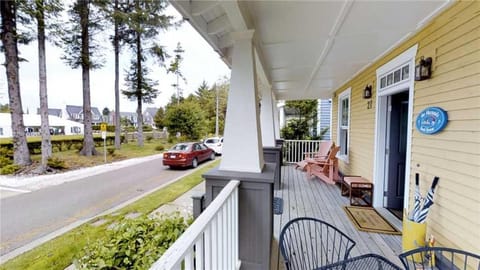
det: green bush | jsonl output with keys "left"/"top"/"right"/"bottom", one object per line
{"left": 0, "top": 147, "right": 13, "bottom": 158}
{"left": 47, "top": 157, "right": 68, "bottom": 170}
{"left": 75, "top": 213, "right": 191, "bottom": 270}
{"left": 107, "top": 147, "right": 115, "bottom": 155}
{"left": 145, "top": 135, "right": 153, "bottom": 142}
{"left": 154, "top": 145, "right": 165, "bottom": 151}
{"left": 1, "top": 164, "right": 20, "bottom": 175}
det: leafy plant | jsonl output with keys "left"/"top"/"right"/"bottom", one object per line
{"left": 107, "top": 147, "right": 116, "bottom": 156}
{"left": 154, "top": 145, "right": 165, "bottom": 151}
{"left": 0, "top": 156, "right": 13, "bottom": 168}
{"left": 145, "top": 135, "right": 153, "bottom": 142}
{"left": 47, "top": 157, "right": 67, "bottom": 169}
{"left": 1, "top": 164, "right": 20, "bottom": 175}
{"left": 75, "top": 213, "right": 191, "bottom": 269}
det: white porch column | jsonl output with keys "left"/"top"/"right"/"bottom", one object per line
{"left": 278, "top": 101, "right": 286, "bottom": 129}
{"left": 272, "top": 95, "right": 280, "bottom": 139}
{"left": 220, "top": 30, "right": 264, "bottom": 173}
{"left": 260, "top": 84, "right": 276, "bottom": 147}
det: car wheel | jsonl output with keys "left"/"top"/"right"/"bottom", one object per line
{"left": 192, "top": 158, "right": 198, "bottom": 168}
{"left": 210, "top": 152, "right": 215, "bottom": 160}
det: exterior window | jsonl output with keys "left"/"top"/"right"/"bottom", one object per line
{"left": 337, "top": 88, "right": 351, "bottom": 161}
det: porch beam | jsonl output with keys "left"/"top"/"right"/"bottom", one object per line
{"left": 190, "top": 1, "right": 219, "bottom": 17}
{"left": 207, "top": 14, "right": 229, "bottom": 35}
{"left": 220, "top": 30, "right": 265, "bottom": 173}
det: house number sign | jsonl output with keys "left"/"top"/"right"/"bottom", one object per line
{"left": 416, "top": 107, "right": 448, "bottom": 134}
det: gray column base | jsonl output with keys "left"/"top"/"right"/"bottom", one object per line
{"left": 263, "top": 146, "right": 282, "bottom": 190}
{"left": 203, "top": 164, "right": 275, "bottom": 270}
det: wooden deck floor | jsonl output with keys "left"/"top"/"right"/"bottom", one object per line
{"left": 271, "top": 165, "right": 403, "bottom": 269}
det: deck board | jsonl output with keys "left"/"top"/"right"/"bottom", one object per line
{"left": 272, "top": 165, "right": 403, "bottom": 269}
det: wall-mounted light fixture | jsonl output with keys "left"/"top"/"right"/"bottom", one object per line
{"left": 363, "top": 85, "right": 372, "bottom": 99}
{"left": 415, "top": 56, "right": 432, "bottom": 81}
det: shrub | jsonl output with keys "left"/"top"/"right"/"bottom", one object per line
{"left": 75, "top": 213, "right": 191, "bottom": 270}
{"left": 154, "top": 145, "right": 165, "bottom": 151}
{"left": 0, "top": 147, "right": 13, "bottom": 158}
{"left": 47, "top": 157, "right": 68, "bottom": 170}
{"left": 145, "top": 135, "right": 153, "bottom": 142}
{"left": 1, "top": 164, "right": 20, "bottom": 175}
{"left": 0, "top": 156, "right": 13, "bottom": 168}
{"left": 107, "top": 147, "right": 115, "bottom": 156}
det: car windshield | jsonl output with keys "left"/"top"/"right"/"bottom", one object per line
{"left": 205, "top": 138, "right": 219, "bottom": 144}
{"left": 171, "top": 144, "right": 190, "bottom": 151}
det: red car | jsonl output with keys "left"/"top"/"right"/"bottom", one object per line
{"left": 163, "top": 142, "right": 215, "bottom": 169}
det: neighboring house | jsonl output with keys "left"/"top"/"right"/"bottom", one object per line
{"left": 143, "top": 107, "right": 158, "bottom": 128}
{"left": 65, "top": 105, "right": 103, "bottom": 125}
{"left": 119, "top": 112, "right": 138, "bottom": 128}
{"left": 0, "top": 113, "right": 83, "bottom": 138}
{"left": 36, "top": 108, "right": 63, "bottom": 118}
{"left": 317, "top": 99, "right": 331, "bottom": 140}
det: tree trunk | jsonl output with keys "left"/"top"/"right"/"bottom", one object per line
{"left": 1, "top": 1, "right": 32, "bottom": 166}
{"left": 37, "top": 0, "right": 52, "bottom": 171}
{"left": 135, "top": 23, "right": 143, "bottom": 147}
{"left": 78, "top": 0, "right": 96, "bottom": 156}
{"left": 113, "top": 0, "right": 121, "bottom": 149}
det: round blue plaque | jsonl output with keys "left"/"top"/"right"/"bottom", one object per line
{"left": 416, "top": 107, "right": 448, "bottom": 134}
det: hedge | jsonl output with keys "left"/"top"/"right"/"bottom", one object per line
{"left": 0, "top": 135, "right": 123, "bottom": 155}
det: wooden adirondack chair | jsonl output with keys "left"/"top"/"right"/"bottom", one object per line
{"left": 295, "top": 141, "right": 333, "bottom": 171}
{"left": 305, "top": 146, "right": 341, "bottom": 185}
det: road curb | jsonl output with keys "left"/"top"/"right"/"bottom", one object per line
{"left": 0, "top": 161, "right": 213, "bottom": 265}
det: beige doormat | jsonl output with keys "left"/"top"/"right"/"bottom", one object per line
{"left": 343, "top": 206, "right": 402, "bottom": 235}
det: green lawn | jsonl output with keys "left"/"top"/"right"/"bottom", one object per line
{"left": 0, "top": 159, "right": 220, "bottom": 270}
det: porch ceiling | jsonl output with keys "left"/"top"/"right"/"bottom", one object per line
{"left": 170, "top": 0, "right": 451, "bottom": 100}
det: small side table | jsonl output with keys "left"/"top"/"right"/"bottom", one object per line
{"left": 341, "top": 176, "right": 374, "bottom": 207}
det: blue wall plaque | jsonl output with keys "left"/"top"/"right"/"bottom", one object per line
{"left": 416, "top": 107, "right": 448, "bottom": 134}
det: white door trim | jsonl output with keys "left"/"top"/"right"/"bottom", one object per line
{"left": 373, "top": 44, "right": 417, "bottom": 209}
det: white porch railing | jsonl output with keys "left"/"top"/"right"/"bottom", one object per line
{"left": 150, "top": 180, "right": 241, "bottom": 270}
{"left": 282, "top": 139, "right": 325, "bottom": 163}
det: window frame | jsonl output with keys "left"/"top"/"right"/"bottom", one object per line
{"left": 337, "top": 88, "right": 351, "bottom": 163}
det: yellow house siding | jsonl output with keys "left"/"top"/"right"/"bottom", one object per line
{"left": 331, "top": 1, "right": 480, "bottom": 253}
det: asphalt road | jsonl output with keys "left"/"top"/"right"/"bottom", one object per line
{"left": 0, "top": 157, "right": 204, "bottom": 256}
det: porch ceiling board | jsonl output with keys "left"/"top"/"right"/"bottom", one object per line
{"left": 170, "top": 0, "right": 450, "bottom": 100}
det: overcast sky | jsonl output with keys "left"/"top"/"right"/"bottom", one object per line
{"left": 0, "top": 5, "right": 230, "bottom": 113}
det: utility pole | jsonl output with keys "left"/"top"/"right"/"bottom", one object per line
{"left": 215, "top": 84, "right": 219, "bottom": 137}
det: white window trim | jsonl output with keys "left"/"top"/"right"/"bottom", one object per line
{"left": 337, "top": 88, "right": 351, "bottom": 163}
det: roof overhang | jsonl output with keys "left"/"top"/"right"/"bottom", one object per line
{"left": 170, "top": 0, "right": 453, "bottom": 100}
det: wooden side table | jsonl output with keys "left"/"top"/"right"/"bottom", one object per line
{"left": 341, "top": 176, "right": 374, "bottom": 207}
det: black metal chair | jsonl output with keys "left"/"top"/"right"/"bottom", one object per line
{"left": 314, "top": 253, "right": 402, "bottom": 270}
{"left": 279, "top": 217, "right": 356, "bottom": 270}
{"left": 399, "top": 246, "right": 480, "bottom": 270}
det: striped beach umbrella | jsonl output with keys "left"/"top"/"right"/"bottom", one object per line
{"left": 408, "top": 173, "right": 422, "bottom": 221}
{"left": 415, "top": 177, "right": 440, "bottom": 223}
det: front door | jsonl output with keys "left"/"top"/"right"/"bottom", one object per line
{"left": 386, "top": 91, "right": 409, "bottom": 210}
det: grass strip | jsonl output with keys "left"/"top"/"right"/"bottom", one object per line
{"left": 0, "top": 159, "right": 220, "bottom": 270}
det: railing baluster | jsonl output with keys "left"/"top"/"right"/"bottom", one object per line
{"left": 282, "top": 140, "right": 325, "bottom": 163}
{"left": 150, "top": 180, "right": 240, "bottom": 270}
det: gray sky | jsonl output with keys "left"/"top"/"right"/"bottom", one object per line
{"left": 0, "top": 5, "right": 230, "bottom": 113}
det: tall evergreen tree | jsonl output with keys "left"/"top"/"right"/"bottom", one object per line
{"left": 0, "top": 1, "right": 32, "bottom": 166}
{"left": 19, "top": 0, "right": 63, "bottom": 172}
{"left": 167, "top": 42, "right": 186, "bottom": 103}
{"left": 122, "top": 0, "right": 177, "bottom": 147}
{"left": 60, "top": 0, "right": 105, "bottom": 156}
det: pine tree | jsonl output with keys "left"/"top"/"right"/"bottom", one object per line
{"left": 167, "top": 42, "right": 186, "bottom": 104}
{"left": 19, "top": 0, "right": 63, "bottom": 171}
{"left": 122, "top": 0, "right": 177, "bottom": 147}
{"left": 0, "top": 0, "right": 32, "bottom": 166}
{"left": 60, "top": 0, "right": 106, "bottom": 156}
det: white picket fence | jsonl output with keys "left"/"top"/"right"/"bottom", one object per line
{"left": 150, "top": 180, "right": 241, "bottom": 270}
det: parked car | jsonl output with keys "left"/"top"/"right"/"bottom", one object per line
{"left": 163, "top": 142, "right": 215, "bottom": 169}
{"left": 204, "top": 137, "right": 223, "bottom": 155}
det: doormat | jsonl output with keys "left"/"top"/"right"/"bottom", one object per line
{"left": 343, "top": 206, "right": 402, "bottom": 235}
